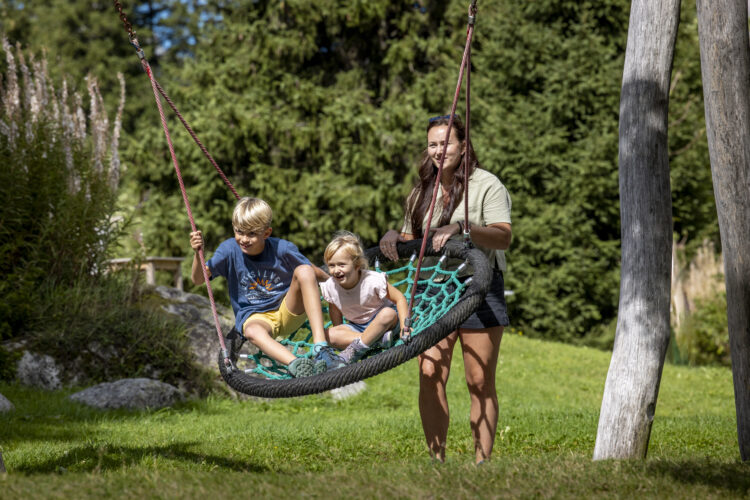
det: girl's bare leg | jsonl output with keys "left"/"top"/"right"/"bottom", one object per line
{"left": 359, "top": 307, "right": 398, "bottom": 346}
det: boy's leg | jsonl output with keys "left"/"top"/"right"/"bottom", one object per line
{"left": 243, "top": 320, "right": 296, "bottom": 365}
{"left": 285, "top": 265, "right": 327, "bottom": 344}
{"left": 359, "top": 307, "right": 398, "bottom": 347}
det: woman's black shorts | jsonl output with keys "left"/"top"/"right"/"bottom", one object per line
{"left": 417, "top": 269, "right": 509, "bottom": 329}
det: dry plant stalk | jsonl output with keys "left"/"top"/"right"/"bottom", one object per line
{"left": 671, "top": 238, "right": 725, "bottom": 332}
{"left": 0, "top": 36, "right": 125, "bottom": 192}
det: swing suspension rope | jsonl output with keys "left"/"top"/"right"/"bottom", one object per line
{"left": 112, "top": 0, "right": 483, "bottom": 392}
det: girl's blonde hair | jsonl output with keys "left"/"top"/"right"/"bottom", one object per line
{"left": 232, "top": 197, "right": 272, "bottom": 232}
{"left": 324, "top": 231, "right": 368, "bottom": 270}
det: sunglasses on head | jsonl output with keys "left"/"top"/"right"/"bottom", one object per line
{"left": 428, "top": 114, "right": 457, "bottom": 123}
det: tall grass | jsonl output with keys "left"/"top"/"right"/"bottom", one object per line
{"left": 671, "top": 239, "right": 729, "bottom": 366}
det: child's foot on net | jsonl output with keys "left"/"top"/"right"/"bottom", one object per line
{"left": 288, "top": 357, "right": 316, "bottom": 378}
{"left": 339, "top": 338, "right": 370, "bottom": 364}
{"left": 313, "top": 359, "right": 327, "bottom": 375}
{"left": 378, "top": 329, "right": 398, "bottom": 349}
{"left": 314, "top": 345, "right": 346, "bottom": 370}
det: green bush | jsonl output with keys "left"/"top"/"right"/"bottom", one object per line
{"left": 675, "top": 292, "right": 730, "bottom": 367}
{"left": 27, "top": 273, "right": 215, "bottom": 394}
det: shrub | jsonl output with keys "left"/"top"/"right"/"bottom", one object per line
{"left": 675, "top": 292, "right": 730, "bottom": 367}
{"left": 0, "top": 37, "right": 124, "bottom": 340}
{"left": 26, "top": 273, "right": 215, "bottom": 394}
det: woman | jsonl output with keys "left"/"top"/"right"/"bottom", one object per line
{"left": 379, "top": 115, "right": 512, "bottom": 464}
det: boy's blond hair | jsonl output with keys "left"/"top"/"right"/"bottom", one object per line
{"left": 324, "top": 231, "right": 368, "bottom": 271}
{"left": 232, "top": 197, "right": 272, "bottom": 232}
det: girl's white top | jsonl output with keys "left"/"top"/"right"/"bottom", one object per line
{"left": 320, "top": 270, "right": 394, "bottom": 324}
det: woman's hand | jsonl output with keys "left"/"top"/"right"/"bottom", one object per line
{"left": 379, "top": 230, "right": 402, "bottom": 261}
{"left": 431, "top": 222, "right": 460, "bottom": 252}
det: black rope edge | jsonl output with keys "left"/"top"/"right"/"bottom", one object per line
{"left": 217, "top": 238, "right": 491, "bottom": 398}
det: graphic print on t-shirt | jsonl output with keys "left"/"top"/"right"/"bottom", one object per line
{"left": 239, "top": 268, "right": 282, "bottom": 302}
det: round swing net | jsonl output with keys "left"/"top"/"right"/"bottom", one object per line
{"left": 218, "top": 238, "right": 491, "bottom": 398}
{"left": 233, "top": 248, "right": 475, "bottom": 380}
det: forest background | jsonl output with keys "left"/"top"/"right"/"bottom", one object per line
{"left": 0, "top": 0, "right": 719, "bottom": 352}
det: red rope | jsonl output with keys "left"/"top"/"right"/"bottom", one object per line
{"left": 152, "top": 79, "right": 241, "bottom": 201}
{"left": 406, "top": 3, "right": 478, "bottom": 319}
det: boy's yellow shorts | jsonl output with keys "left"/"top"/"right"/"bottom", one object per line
{"left": 243, "top": 298, "right": 308, "bottom": 338}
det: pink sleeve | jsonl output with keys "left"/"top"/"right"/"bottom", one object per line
{"left": 320, "top": 278, "right": 335, "bottom": 304}
{"left": 375, "top": 272, "right": 389, "bottom": 301}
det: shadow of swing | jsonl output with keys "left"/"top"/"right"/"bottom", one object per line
{"left": 14, "top": 441, "right": 270, "bottom": 474}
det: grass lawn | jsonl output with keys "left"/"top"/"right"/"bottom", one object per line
{"left": 1, "top": 333, "right": 746, "bottom": 499}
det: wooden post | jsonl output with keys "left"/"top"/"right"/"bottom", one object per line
{"left": 697, "top": 0, "right": 750, "bottom": 461}
{"left": 0, "top": 450, "right": 6, "bottom": 474}
{"left": 594, "top": 0, "right": 681, "bottom": 460}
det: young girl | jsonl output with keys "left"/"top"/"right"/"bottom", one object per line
{"left": 321, "top": 231, "right": 411, "bottom": 364}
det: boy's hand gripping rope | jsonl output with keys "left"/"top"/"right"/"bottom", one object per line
{"left": 113, "top": 0, "right": 238, "bottom": 370}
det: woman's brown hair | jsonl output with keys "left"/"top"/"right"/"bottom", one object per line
{"left": 406, "top": 116, "right": 479, "bottom": 237}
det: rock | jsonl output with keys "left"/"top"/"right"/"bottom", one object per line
{"left": 69, "top": 378, "right": 183, "bottom": 410}
{"left": 0, "top": 393, "right": 14, "bottom": 412}
{"left": 152, "top": 286, "right": 234, "bottom": 372}
{"left": 16, "top": 351, "right": 62, "bottom": 390}
{"left": 330, "top": 381, "right": 368, "bottom": 401}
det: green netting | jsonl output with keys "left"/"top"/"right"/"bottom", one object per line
{"left": 236, "top": 255, "right": 470, "bottom": 380}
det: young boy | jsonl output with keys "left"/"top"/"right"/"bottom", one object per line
{"left": 190, "top": 197, "right": 346, "bottom": 377}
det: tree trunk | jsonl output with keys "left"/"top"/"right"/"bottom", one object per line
{"left": 697, "top": 0, "right": 750, "bottom": 461}
{"left": 593, "top": 0, "right": 681, "bottom": 460}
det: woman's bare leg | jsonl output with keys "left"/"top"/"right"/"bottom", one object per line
{"left": 418, "top": 331, "right": 458, "bottom": 462}
{"left": 458, "top": 326, "right": 504, "bottom": 463}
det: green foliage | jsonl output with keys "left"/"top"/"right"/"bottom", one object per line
{"left": 5, "top": 0, "right": 717, "bottom": 343}
{"left": 0, "top": 344, "right": 20, "bottom": 381}
{"left": 676, "top": 292, "right": 730, "bottom": 367}
{"left": 26, "top": 274, "right": 214, "bottom": 393}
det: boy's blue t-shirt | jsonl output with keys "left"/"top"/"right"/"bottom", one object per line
{"left": 206, "top": 236, "right": 311, "bottom": 332}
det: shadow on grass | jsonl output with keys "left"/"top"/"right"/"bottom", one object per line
{"left": 14, "top": 441, "right": 270, "bottom": 474}
{"left": 648, "top": 459, "right": 750, "bottom": 495}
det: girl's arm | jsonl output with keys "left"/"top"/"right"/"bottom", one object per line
{"left": 386, "top": 283, "right": 412, "bottom": 339}
{"left": 328, "top": 302, "right": 344, "bottom": 326}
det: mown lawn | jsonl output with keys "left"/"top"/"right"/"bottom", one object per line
{"left": 1, "top": 334, "right": 746, "bottom": 499}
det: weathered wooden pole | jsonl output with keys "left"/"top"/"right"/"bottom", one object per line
{"left": 696, "top": 0, "right": 750, "bottom": 461}
{"left": 593, "top": 0, "right": 681, "bottom": 460}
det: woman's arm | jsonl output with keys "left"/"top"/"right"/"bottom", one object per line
{"left": 431, "top": 221, "right": 511, "bottom": 252}
{"left": 379, "top": 230, "right": 415, "bottom": 261}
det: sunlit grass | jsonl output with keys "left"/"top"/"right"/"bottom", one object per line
{"left": 1, "top": 334, "right": 745, "bottom": 499}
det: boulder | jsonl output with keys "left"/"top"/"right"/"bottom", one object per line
{"left": 0, "top": 393, "right": 14, "bottom": 412}
{"left": 69, "top": 378, "right": 183, "bottom": 410}
{"left": 16, "top": 351, "right": 62, "bottom": 390}
{"left": 151, "top": 286, "right": 234, "bottom": 372}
